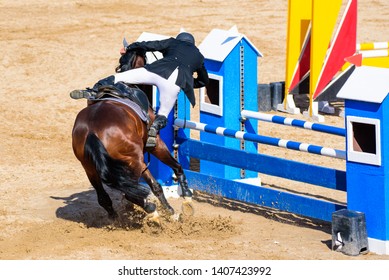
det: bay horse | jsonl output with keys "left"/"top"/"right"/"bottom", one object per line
{"left": 71, "top": 44, "right": 192, "bottom": 221}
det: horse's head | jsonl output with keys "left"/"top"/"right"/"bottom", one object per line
{"left": 115, "top": 38, "right": 147, "bottom": 73}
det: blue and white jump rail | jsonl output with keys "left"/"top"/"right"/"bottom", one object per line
{"left": 240, "top": 110, "right": 346, "bottom": 137}
{"left": 174, "top": 119, "right": 346, "bottom": 159}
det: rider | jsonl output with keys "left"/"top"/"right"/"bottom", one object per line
{"left": 70, "top": 32, "right": 209, "bottom": 148}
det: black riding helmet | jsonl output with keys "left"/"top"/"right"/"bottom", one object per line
{"left": 176, "top": 32, "right": 195, "bottom": 45}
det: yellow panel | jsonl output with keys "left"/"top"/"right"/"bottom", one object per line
{"left": 340, "top": 54, "right": 389, "bottom": 69}
{"left": 362, "top": 56, "right": 389, "bottom": 68}
{"left": 342, "top": 62, "right": 351, "bottom": 70}
{"left": 359, "top": 42, "right": 375, "bottom": 51}
{"left": 284, "top": 0, "right": 312, "bottom": 100}
{"left": 310, "top": 0, "right": 342, "bottom": 110}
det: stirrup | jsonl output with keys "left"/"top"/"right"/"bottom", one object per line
{"left": 70, "top": 89, "right": 92, "bottom": 99}
{"left": 145, "top": 136, "right": 157, "bottom": 148}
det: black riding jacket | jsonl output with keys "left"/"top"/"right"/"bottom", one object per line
{"left": 128, "top": 37, "right": 209, "bottom": 107}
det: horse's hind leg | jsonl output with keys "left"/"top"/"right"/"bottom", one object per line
{"left": 116, "top": 183, "right": 157, "bottom": 214}
{"left": 87, "top": 174, "right": 117, "bottom": 220}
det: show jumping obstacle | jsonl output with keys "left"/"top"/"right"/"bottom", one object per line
{"left": 145, "top": 24, "right": 389, "bottom": 255}
{"left": 170, "top": 65, "right": 389, "bottom": 255}
{"left": 165, "top": 27, "right": 348, "bottom": 224}
{"left": 172, "top": 115, "right": 347, "bottom": 223}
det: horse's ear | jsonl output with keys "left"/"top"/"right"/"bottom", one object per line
{"left": 120, "top": 38, "right": 129, "bottom": 54}
{"left": 123, "top": 38, "right": 129, "bottom": 48}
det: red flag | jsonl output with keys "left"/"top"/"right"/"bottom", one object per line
{"left": 345, "top": 53, "right": 362, "bottom": 66}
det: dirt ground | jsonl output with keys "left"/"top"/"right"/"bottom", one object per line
{"left": 1, "top": 0, "right": 389, "bottom": 260}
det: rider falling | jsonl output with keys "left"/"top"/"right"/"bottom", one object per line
{"left": 70, "top": 32, "right": 209, "bottom": 148}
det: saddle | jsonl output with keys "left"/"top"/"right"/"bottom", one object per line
{"left": 92, "top": 82, "right": 151, "bottom": 123}
{"left": 96, "top": 82, "right": 150, "bottom": 112}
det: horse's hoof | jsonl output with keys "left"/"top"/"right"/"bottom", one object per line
{"left": 170, "top": 213, "right": 181, "bottom": 222}
{"left": 181, "top": 198, "right": 195, "bottom": 216}
{"left": 166, "top": 206, "right": 175, "bottom": 216}
{"left": 183, "top": 189, "right": 193, "bottom": 198}
{"left": 146, "top": 210, "right": 161, "bottom": 225}
{"left": 144, "top": 202, "right": 157, "bottom": 213}
{"left": 108, "top": 211, "right": 119, "bottom": 220}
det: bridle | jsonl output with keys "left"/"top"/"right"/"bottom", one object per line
{"left": 115, "top": 49, "right": 146, "bottom": 73}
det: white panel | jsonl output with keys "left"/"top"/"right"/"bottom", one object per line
{"left": 199, "top": 29, "right": 242, "bottom": 62}
{"left": 200, "top": 74, "right": 223, "bottom": 116}
{"left": 199, "top": 27, "right": 262, "bottom": 62}
{"left": 337, "top": 66, "right": 389, "bottom": 103}
{"left": 346, "top": 116, "right": 381, "bottom": 166}
{"left": 368, "top": 237, "right": 389, "bottom": 255}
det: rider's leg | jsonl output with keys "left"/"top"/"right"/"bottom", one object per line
{"left": 70, "top": 75, "right": 115, "bottom": 99}
{"left": 145, "top": 69, "right": 180, "bottom": 148}
{"left": 70, "top": 67, "right": 154, "bottom": 99}
{"left": 116, "top": 67, "right": 181, "bottom": 148}
{"left": 115, "top": 67, "right": 152, "bottom": 84}
{"left": 145, "top": 114, "right": 168, "bottom": 148}
{"left": 145, "top": 89, "right": 179, "bottom": 148}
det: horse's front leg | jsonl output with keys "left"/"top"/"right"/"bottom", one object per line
{"left": 141, "top": 168, "right": 174, "bottom": 215}
{"left": 148, "top": 140, "right": 195, "bottom": 217}
{"left": 150, "top": 139, "right": 192, "bottom": 199}
{"left": 176, "top": 173, "right": 192, "bottom": 198}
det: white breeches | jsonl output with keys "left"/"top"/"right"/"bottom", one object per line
{"left": 114, "top": 67, "right": 180, "bottom": 117}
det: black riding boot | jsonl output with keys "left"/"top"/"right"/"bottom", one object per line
{"left": 146, "top": 115, "right": 167, "bottom": 148}
{"left": 70, "top": 75, "right": 115, "bottom": 99}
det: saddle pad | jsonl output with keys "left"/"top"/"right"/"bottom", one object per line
{"left": 93, "top": 97, "right": 149, "bottom": 123}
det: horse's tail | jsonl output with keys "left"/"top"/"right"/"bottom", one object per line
{"left": 83, "top": 133, "right": 135, "bottom": 188}
{"left": 83, "top": 133, "right": 152, "bottom": 206}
